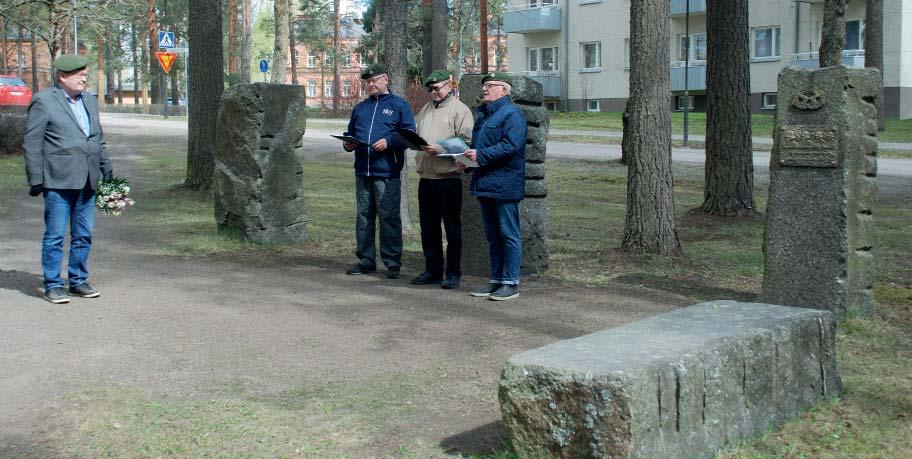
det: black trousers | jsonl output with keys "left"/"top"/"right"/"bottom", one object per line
{"left": 418, "top": 177, "right": 463, "bottom": 277}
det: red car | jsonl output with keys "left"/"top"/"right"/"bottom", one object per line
{"left": 0, "top": 75, "right": 33, "bottom": 106}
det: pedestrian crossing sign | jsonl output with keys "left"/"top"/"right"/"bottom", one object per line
{"left": 158, "top": 31, "right": 175, "bottom": 49}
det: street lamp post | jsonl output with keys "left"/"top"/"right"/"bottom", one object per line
{"left": 683, "top": 0, "right": 690, "bottom": 147}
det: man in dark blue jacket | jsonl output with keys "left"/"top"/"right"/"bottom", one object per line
{"left": 340, "top": 64, "right": 416, "bottom": 279}
{"left": 462, "top": 72, "right": 527, "bottom": 301}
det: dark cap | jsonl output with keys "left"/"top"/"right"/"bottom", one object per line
{"left": 53, "top": 54, "right": 89, "bottom": 72}
{"left": 360, "top": 63, "right": 387, "bottom": 80}
{"left": 481, "top": 71, "right": 512, "bottom": 86}
{"left": 423, "top": 69, "right": 451, "bottom": 87}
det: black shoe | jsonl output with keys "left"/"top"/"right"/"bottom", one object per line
{"left": 44, "top": 287, "right": 70, "bottom": 304}
{"left": 346, "top": 264, "right": 376, "bottom": 275}
{"left": 441, "top": 275, "right": 461, "bottom": 289}
{"left": 386, "top": 268, "right": 401, "bottom": 279}
{"left": 410, "top": 271, "right": 442, "bottom": 285}
{"left": 489, "top": 284, "right": 519, "bottom": 301}
{"left": 470, "top": 283, "right": 501, "bottom": 297}
{"left": 69, "top": 283, "right": 101, "bottom": 298}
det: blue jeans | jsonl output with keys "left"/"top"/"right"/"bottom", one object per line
{"left": 42, "top": 186, "right": 95, "bottom": 290}
{"left": 478, "top": 197, "right": 521, "bottom": 285}
{"left": 355, "top": 175, "right": 402, "bottom": 270}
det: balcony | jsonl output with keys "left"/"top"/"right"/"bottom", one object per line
{"left": 503, "top": 4, "right": 561, "bottom": 34}
{"left": 670, "top": 60, "right": 706, "bottom": 92}
{"left": 670, "top": 0, "right": 706, "bottom": 17}
{"left": 520, "top": 71, "right": 562, "bottom": 98}
{"left": 789, "top": 49, "right": 866, "bottom": 69}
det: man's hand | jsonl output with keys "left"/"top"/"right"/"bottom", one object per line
{"left": 420, "top": 144, "right": 441, "bottom": 155}
{"left": 29, "top": 184, "right": 43, "bottom": 197}
{"left": 343, "top": 141, "right": 356, "bottom": 152}
{"left": 103, "top": 170, "right": 113, "bottom": 181}
{"left": 372, "top": 138, "right": 388, "bottom": 151}
{"left": 464, "top": 149, "right": 478, "bottom": 161}
{"left": 455, "top": 162, "right": 468, "bottom": 171}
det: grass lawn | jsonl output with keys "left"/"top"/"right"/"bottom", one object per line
{"left": 0, "top": 147, "right": 909, "bottom": 457}
{"left": 550, "top": 111, "right": 912, "bottom": 143}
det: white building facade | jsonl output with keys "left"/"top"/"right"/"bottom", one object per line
{"left": 504, "top": 0, "right": 912, "bottom": 119}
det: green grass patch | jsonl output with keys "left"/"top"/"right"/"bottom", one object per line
{"left": 0, "top": 154, "right": 26, "bottom": 217}
{"left": 549, "top": 111, "right": 778, "bottom": 139}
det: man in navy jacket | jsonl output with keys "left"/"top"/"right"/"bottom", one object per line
{"left": 462, "top": 72, "right": 527, "bottom": 301}
{"left": 340, "top": 64, "right": 416, "bottom": 279}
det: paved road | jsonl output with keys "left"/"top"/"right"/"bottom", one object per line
{"left": 101, "top": 113, "right": 912, "bottom": 179}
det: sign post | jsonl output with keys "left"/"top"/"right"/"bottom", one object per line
{"left": 259, "top": 59, "right": 269, "bottom": 82}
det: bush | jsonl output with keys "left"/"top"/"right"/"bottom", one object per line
{"left": 0, "top": 112, "right": 27, "bottom": 155}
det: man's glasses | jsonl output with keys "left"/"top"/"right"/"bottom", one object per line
{"left": 427, "top": 83, "right": 449, "bottom": 93}
{"left": 482, "top": 83, "right": 506, "bottom": 90}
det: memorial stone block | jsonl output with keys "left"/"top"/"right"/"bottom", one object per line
{"left": 760, "top": 66, "right": 880, "bottom": 317}
{"left": 458, "top": 74, "right": 550, "bottom": 276}
{"left": 214, "top": 83, "right": 308, "bottom": 244}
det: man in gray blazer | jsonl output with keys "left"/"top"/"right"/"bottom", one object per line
{"left": 24, "top": 54, "right": 113, "bottom": 304}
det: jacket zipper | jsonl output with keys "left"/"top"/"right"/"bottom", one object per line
{"left": 367, "top": 96, "right": 380, "bottom": 177}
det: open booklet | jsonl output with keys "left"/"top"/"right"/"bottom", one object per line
{"left": 434, "top": 137, "right": 478, "bottom": 167}
{"left": 330, "top": 134, "right": 370, "bottom": 147}
{"left": 392, "top": 128, "right": 430, "bottom": 150}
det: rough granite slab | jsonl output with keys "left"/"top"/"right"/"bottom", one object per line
{"left": 499, "top": 300, "right": 841, "bottom": 458}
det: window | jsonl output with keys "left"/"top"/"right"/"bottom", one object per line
{"left": 844, "top": 20, "right": 863, "bottom": 50}
{"left": 751, "top": 27, "right": 781, "bottom": 60}
{"left": 580, "top": 42, "right": 601, "bottom": 70}
{"left": 546, "top": 101, "right": 558, "bottom": 111}
{"left": 675, "top": 95, "right": 694, "bottom": 111}
{"left": 587, "top": 100, "right": 600, "bottom": 112}
{"left": 324, "top": 53, "right": 333, "bottom": 67}
{"left": 527, "top": 0, "right": 556, "bottom": 7}
{"left": 342, "top": 52, "right": 352, "bottom": 67}
{"left": 678, "top": 33, "right": 707, "bottom": 61}
{"left": 762, "top": 93, "right": 778, "bottom": 110}
{"left": 342, "top": 81, "right": 351, "bottom": 97}
{"left": 306, "top": 80, "right": 317, "bottom": 97}
{"left": 307, "top": 51, "right": 317, "bottom": 68}
{"left": 527, "top": 46, "right": 559, "bottom": 72}
{"left": 324, "top": 81, "right": 333, "bottom": 97}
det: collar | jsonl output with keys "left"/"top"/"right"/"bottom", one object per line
{"left": 370, "top": 91, "right": 391, "bottom": 101}
{"left": 432, "top": 94, "right": 450, "bottom": 108}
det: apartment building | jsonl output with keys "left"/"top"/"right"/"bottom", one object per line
{"left": 505, "top": 0, "right": 912, "bottom": 119}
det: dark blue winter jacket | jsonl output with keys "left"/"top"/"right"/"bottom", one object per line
{"left": 344, "top": 92, "right": 416, "bottom": 178}
{"left": 469, "top": 95, "right": 527, "bottom": 201}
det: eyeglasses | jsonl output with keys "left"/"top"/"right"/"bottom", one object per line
{"left": 366, "top": 75, "right": 387, "bottom": 84}
{"left": 427, "top": 82, "right": 449, "bottom": 93}
{"left": 482, "top": 83, "right": 506, "bottom": 90}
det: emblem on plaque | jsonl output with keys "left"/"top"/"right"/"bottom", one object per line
{"left": 778, "top": 126, "right": 839, "bottom": 167}
{"left": 791, "top": 90, "right": 825, "bottom": 110}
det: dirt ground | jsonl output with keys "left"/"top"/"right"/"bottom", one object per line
{"left": 0, "top": 120, "right": 695, "bottom": 457}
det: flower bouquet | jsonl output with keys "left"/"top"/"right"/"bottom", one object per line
{"left": 96, "top": 176, "right": 135, "bottom": 216}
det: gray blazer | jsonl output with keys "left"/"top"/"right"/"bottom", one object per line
{"left": 24, "top": 86, "right": 112, "bottom": 190}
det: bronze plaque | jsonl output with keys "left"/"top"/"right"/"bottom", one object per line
{"left": 778, "top": 126, "right": 839, "bottom": 167}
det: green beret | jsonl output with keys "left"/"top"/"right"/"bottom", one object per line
{"left": 423, "top": 69, "right": 451, "bottom": 87}
{"left": 53, "top": 54, "right": 89, "bottom": 72}
{"left": 481, "top": 71, "right": 512, "bottom": 85}
{"left": 360, "top": 63, "right": 387, "bottom": 80}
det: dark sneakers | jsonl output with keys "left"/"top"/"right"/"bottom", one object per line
{"left": 410, "top": 271, "right": 443, "bottom": 285}
{"left": 69, "top": 283, "right": 101, "bottom": 298}
{"left": 386, "top": 268, "right": 401, "bottom": 279}
{"left": 346, "top": 264, "right": 376, "bottom": 275}
{"left": 470, "top": 283, "right": 501, "bottom": 297}
{"left": 489, "top": 284, "right": 519, "bottom": 301}
{"left": 441, "top": 275, "right": 461, "bottom": 289}
{"left": 44, "top": 287, "right": 70, "bottom": 304}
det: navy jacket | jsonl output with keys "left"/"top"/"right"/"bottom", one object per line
{"left": 469, "top": 95, "right": 527, "bottom": 201}
{"left": 344, "top": 92, "right": 416, "bottom": 178}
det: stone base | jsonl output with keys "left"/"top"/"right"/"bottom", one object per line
{"left": 500, "top": 301, "right": 841, "bottom": 458}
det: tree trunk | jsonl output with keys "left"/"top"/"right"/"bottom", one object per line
{"left": 148, "top": 0, "right": 161, "bottom": 103}
{"left": 865, "top": 0, "right": 884, "bottom": 130}
{"left": 332, "top": 0, "right": 340, "bottom": 114}
{"left": 16, "top": 6, "right": 23, "bottom": 77}
{"left": 140, "top": 31, "right": 148, "bottom": 105}
{"left": 1, "top": 17, "right": 8, "bottom": 75}
{"left": 381, "top": 0, "right": 412, "bottom": 230}
{"left": 97, "top": 31, "right": 105, "bottom": 107}
{"left": 240, "top": 0, "right": 251, "bottom": 83}
{"left": 272, "top": 0, "right": 289, "bottom": 83}
{"left": 819, "top": 0, "right": 846, "bottom": 67}
{"left": 702, "top": 0, "right": 754, "bottom": 215}
{"left": 432, "top": 0, "right": 448, "bottom": 71}
{"left": 228, "top": 0, "right": 238, "bottom": 80}
{"left": 422, "top": 0, "right": 432, "bottom": 78}
{"left": 131, "top": 23, "right": 141, "bottom": 104}
{"left": 186, "top": 0, "right": 223, "bottom": 190}
{"left": 622, "top": 0, "right": 681, "bottom": 255}
{"left": 29, "top": 18, "right": 37, "bottom": 89}
{"left": 289, "top": 13, "right": 298, "bottom": 85}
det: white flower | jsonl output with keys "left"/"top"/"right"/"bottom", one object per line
{"left": 107, "top": 202, "right": 116, "bottom": 208}
{"left": 123, "top": 187, "right": 130, "bottom": 193}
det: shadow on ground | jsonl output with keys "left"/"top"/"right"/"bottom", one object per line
{"left": 614, "top": 272, "right": 756, "bottom": 302}
{"left": 0, "top": 269, "right": 43, "bottom": 298}
{"left": 440, "top": 421, "right": 510, "bottom": 456}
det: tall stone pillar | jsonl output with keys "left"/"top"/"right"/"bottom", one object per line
{"left": 760, "top": 66, "right": 880, "bottom": 317}
{"left": 458, "top": 75, "right": 550, "bottom": 277}
{"left": 214, "top": 83, "right": 308, "bottom": 244}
